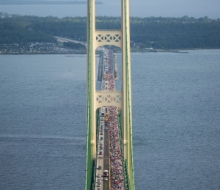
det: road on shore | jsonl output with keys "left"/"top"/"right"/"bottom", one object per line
{"left": 54, "top": 36, "right": 86, "bottom": 46}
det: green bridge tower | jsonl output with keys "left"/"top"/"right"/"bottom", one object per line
{"left": 85, "top": 0, "right": 135, "bottom": 189}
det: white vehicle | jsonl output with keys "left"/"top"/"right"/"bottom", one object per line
{"left": 103, "top": 170, "right": 108, "bottom": 177}
{"left": 97, "top": 183, "right": 101, "bottom": 187}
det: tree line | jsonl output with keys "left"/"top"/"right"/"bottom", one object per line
{"left": 0, "top": 15, "right": 220, "bottom": 49}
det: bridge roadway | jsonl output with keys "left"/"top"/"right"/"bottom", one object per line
{"left": 95, "top": 49, "right": 125, "bottom": 190}
{"left": 95, "top": 113, "right": 110, "bottom": 190}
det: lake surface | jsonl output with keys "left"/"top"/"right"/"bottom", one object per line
{"left": 0, "top": 50, "right": 220, "bottom": 189}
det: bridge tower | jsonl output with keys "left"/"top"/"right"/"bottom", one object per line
{"left": 85, "top": 0, "right": 135, "bottom": 189}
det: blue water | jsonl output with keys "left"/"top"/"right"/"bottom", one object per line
{"left": 0, "top": 50, "right": 220, "bottom": 189}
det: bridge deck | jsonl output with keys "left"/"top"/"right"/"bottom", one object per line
{"left": 95, "top": 49, "right": 125, "bottom": 190}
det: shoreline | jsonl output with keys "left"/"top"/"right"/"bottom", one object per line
{"left": 1, "top": 48, "right": 220, "bottom": 55}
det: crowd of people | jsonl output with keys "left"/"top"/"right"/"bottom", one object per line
{"left": 109, "top": 106, "right": 124, "bottom": 190}
{"left": 102, "top": 49, "right": 125, "bottom": 190}
{"left": 101, "top": 50, "right": 116, "bottom": 91}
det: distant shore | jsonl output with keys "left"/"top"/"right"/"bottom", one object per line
{"left": 1, "top": 47, "right": 220, "bottom": 55}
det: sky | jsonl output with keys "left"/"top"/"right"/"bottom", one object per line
{"left": 0, "top": 0, "right": 220, "bottom": 18}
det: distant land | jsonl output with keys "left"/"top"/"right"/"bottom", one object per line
{"left": 0, "top": 0, "right": 103, "bottom": 5}
{"left": 0, "top": 13, "right": 220, "bottom": 54}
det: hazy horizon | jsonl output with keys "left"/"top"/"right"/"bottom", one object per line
{"left": 0, "top": 0, "right": 220, "bottom": 19}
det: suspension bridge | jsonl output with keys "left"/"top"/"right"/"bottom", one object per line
{"left": 85, "top": 0, "right": 135, "bottom": 189}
